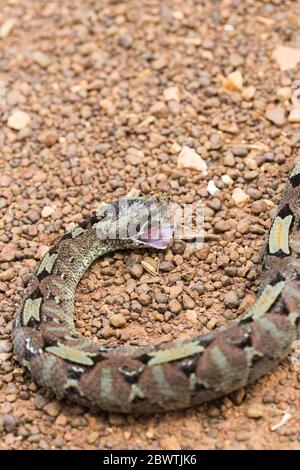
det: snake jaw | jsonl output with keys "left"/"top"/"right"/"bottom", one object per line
{"left": 134, "top": 222, "right": 175, "bottom": 249}
{"left": 95, "top": 194, "right": 175, "bottom": 249}
{"left": 128, "top": 194, "right": 175, "bottom": 249}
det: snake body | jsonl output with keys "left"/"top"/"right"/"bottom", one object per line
{"left": 13, "top": 167, "right": 300, "bottom": 414}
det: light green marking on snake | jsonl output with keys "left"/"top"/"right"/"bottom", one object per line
{"left": 23, "top": 297, "right": 42, "bottom": 325}
{"left": 100, "top": 367, "right": 113, "bottom": 398}
{"left": 152, "top": 365, "right": 177, "bottom": 399}
{"left": 46, "top": 343, "right": 97, "bottom": 365}
{"left": 257, "top": 317, "right": 296, "bottom": 354}
{"left": 42, "top": 355, "right": 57, "bottom": 387}
{"left": 64, "top": 378, "right": 83, "bottom": 396}
{"left": 288, "top": 311, "right": 300, "bottom": 325}
{"left": 210, "top": 347, "right": 230, "bottom": 371}
{"left": 36, "top": 252, "right": 58, "bottom": 276}
{"left": 210, "top": 347, "right": 247, "bottom": 389}
{"left": 243, "top": 282, "right": 285, "bottom": 320}
{"left": 244, "top": 346, "right": 264, "bottom": 367}
{"left": 269, "top": 215, "right": 293, "bottom": 254}
{"left": 284, "top": 284, "right": 300, "bottom": 302}
{"left": 129, "top": 384, "right": 145, "bottom": 402}
{"left": 71, "top": 227, "right": 85, "bottom": 238}
{"left": 147, "top": 342, "right": 204, "bottom": 366}
{"left": 189, "top": 373, "right": 209, "bottom": 391}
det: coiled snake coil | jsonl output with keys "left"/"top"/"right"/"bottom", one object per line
{"left": 13, "top": 168, "right": 300, "bottom": 413}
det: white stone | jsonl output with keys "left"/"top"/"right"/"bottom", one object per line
{"left": 288, "top": 107, "right": 300, "bottom": 123}
{"left": 185, "top": 310, "right": 198, "bottom": 324}
{"left": 163, "top": 86, "right": 180, "bottom": 101}
{"left": 0, "top": 19, "right": 16, "bottom": 38}
{"left": 232, "top": 187, "right": 250, "bottom": 206}
{"left": 223, "top": 70, "right": 243, "bottom": 91}
{"left": 7, "top": 110, "right": 31, "bottom": 130}
{"left": 207, "top": 180, "right": 219, "bottom": 195}
{"left": 32, "top": 50, "right": 51, "bottom": 68}
{"left": 42, "top": 206, "right": 56, "bottom": 218}
{"left": 177, "top": 146, "right": 207, "bottom": 174}
{"left": 273, "top": 46, "right": 300, "bottom": 71}
{"left": 277, "top": 87, "right": 292, "bottom": 100}
{"left": 221, "top": 174, "right": 233, "bottom": 185}
{"left": 241, "top": 85, "right": 256, "bottom": 100}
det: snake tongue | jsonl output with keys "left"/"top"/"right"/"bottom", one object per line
{"left": 135, "top": 223, "right": 175, "bottom": 249}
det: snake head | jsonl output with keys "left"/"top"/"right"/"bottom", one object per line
{"left": 95, "top": 193, "right": 175, "bottom": 249}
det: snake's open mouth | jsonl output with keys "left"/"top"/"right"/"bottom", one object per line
{"left": 135, "top": 222, "right": 175, "bottom": 249}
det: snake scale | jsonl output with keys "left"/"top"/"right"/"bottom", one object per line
{"left": 12, "top": 163, "right": 300, "bottom": 414}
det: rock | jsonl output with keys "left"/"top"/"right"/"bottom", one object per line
{"left": 27, "top": 209, "right": 40, "bottom": 223}
{"left": 38, "top": 130, "right": 58, "bottom": 147}
{"left": 207, "top": 180, "right": 219, "bottom": 195}
{"left": 229, "top": 53, "right": 244, "bottom": 67}
{"left": 208, "top": 406, "right": 221, "bottom": 418}
{"left": 150, "top": 101, "right": 168, "bottom": 117}
{"left": 230, "top": 387, "right": 246, "bottom": 405}
{"left": 0, "top": 19, "right": 16, "bottom": 38}
{"left": 182, "top": 293, "right": 195, "bottom": 310}
{"left": 8, "top": 110, "right": 31, "bottom": 130}
{"left": 159, "top": 261, "right": 174, "bottom": 272}
{"left": 177, "top": 146, "right": 208, "bottom": 174}
{"left": 288, "top": 108, "right": 300, "bottom": 123}
{"left": 223, "top": 153, "right": 235, "bottom": 166}
{"left": 43, "top": 401, "right": 62, "bottom": 417}
{"left": 101, "top": 325, "right": 113, "bottom": 338}
{"left": 0, "top": 340, "right": 13, "bottom": 353}
{"left": 192, "top": 282, "right": 205, "bottom": 294}
{"left": 118, "top": 34, "right": 133, "bottom": 49}
{"left": 0, "top": 243, "right": 17, "bottom": 261}
{"left": 251, "top": 200, "right": 268, "bottom": 215}
{"left": 160, "top": 436, "right": 181, "bottom": 450}
{"left": 237, "top": 220, "right": 250, "bottom": 234}
{"left": 185, "top": 309, "right": 198, "bottom": 324}
{"left": 277, "top": 87, "right": 292, "bottom": 100}
{"left": 163, "top": 86, "right": 180, "bottom": 101}
{"left": 0, "top": 268, "right": 15, "bottom": 281}
{"left": 246, "top": 403, "right": 264, "bottom": 419}
{"left": 109, "top": 313, "right": 126, "bottom": 328}
{"left": 223, "top": 70, "right": 243, "bottom": 91}
{"left": 273, "top": 45, "right": 300, "bottom": 71}
{"left": 169, "top": 298, "right": 182, "bottom": 314}
{"left": 169, "top": 284, "right": 183, "bottom": 299}
{"left": 224, "top": 291, "right": 239, "bottom": 309}
{"left": 221, "top": 174, "right": 233, "bottom": 185}
{"left": 241, "top": 85, "right": 256, "bottom": 101}
{"left": 232, "top": 145, "right": 248, "bottom": 157}
{"left": 232, "top": 188, "right": 250, "bottom": 207}
{"left": 129, "top": 263, "right": 143, "bottom": 279}
{"left": 209, "top": 198, "right": 221, "bottom": 211}
{"left": 31, "top": 50, "right": 51, "bottom": 68}
{"left": 125, "top": 148, "right": 144, "bottom": 166}
{"left": 41, "top": 206, "right": 56, "bottom": 218}
{"left": 86, "top": 431, "right": 100, "bottom": 445}
{"left": 97, "top": 143, "right": 109, "bottom": 155}
{"left": 0, "top": 175, "right": 12, "bottom": 187}
{"left": 214, "top": 220, "right": 231, "bottom": 233}
{"left": 217, "top": 254, "right": 230, "bottom": 267}
{"left": 266, "top": 107, "right": 286, "bottom": 127}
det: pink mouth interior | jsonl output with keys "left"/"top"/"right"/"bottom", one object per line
{"left": 136, "top": 223, "right": 175, "bottom": 249}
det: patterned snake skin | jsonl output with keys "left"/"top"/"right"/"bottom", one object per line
{"left": 12, "top": 166, "right": 300, "bottom": 414}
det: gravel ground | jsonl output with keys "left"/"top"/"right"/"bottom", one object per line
{"left": 1, "top": 0, "right": 300, "bottom": 450}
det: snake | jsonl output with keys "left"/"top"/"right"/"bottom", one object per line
{"left": 12, "top": 164, "right": 300, "bottom": 414}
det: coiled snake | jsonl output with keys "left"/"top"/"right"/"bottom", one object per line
{"left": 13, "top": 166, "right": 300, "bottom": 414}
